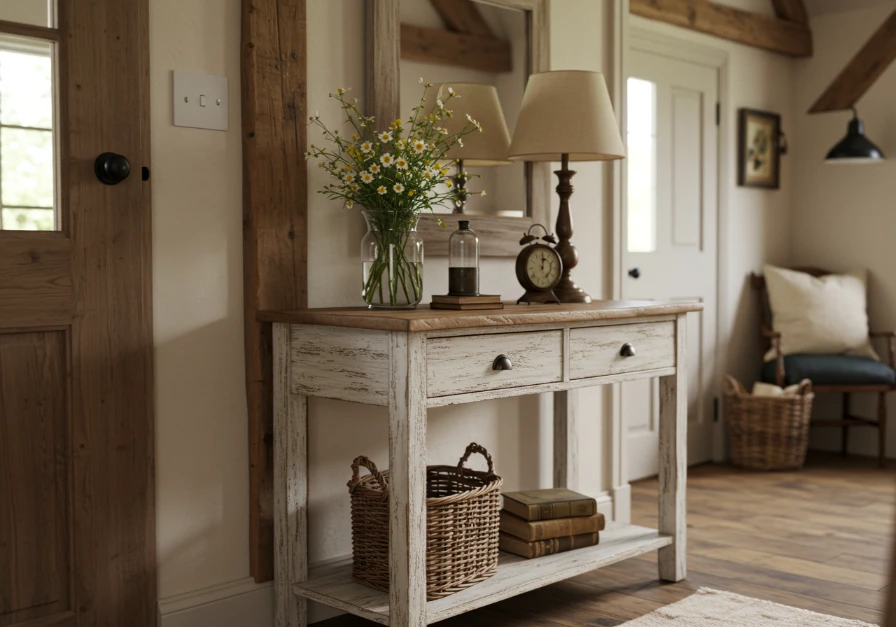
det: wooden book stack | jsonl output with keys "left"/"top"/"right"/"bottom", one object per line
{"left": 430, "top": 294, "right": 504, "bottom": 311}
{"left": 498, "top": 488, "right": 605, "bottom": 559}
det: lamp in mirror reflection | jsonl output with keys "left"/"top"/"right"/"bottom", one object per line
{"left": 825, "top": 108, "right": 885, "bottom": 164}
{"left": 427, "top": 83, "right": 512, "bottom": 214}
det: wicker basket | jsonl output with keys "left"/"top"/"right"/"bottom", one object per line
{"left": 725, "top": 375, "right": 814, "bottom": 471}
{"left": 347, "top": 442, "right": 503, "bottom": 600}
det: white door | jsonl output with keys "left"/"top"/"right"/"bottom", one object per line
{"left": 623, "top": 48, "right": 718, "bottom": 481}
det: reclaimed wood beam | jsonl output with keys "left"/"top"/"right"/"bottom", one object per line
{"left": 430, "top": 0, "right": 495, "bottom": 37}
{"left": 241, "top": 0, "right": 309, "bottom": 583}
{"left": 401, "top": 23, "right": 512, "bottom": 73}
{"left": 630, "top": 0, "right": 812, "bottom": 58}
{"left": 770, "top": 0, "right": 808, "bottom": 25}
{"left": 808, "top": 8, "right": 896, "bottom": 113}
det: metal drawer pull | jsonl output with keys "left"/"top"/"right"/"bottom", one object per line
{"left": 620, "top": 343, "right": 636, "bottom": 357}
{"left": 492, "top": 354, "right": 513, "bottom": 371}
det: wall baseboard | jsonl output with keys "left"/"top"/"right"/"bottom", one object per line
{"left": 158, "top": 493, "right": 617, "bottom": 626}
{"left": 158, "top": 578, "right": 273, "bottom": 627}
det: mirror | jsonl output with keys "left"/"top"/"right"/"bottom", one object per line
{"left": 368, "top": 0, "right": 549, "bottom": 256}
{"left": 399, "top": 0, "right": 527, "bottom": 218}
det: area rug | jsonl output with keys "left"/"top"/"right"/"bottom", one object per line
{"left": 620, "top": 588, "right": 878, "bottom": 626}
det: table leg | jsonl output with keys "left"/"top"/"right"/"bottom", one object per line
{"left": 658, "top": 315, "right": 687, "bottom": 582}
{"left": 274, "top": 324, "right": 308, "bottom": 627}
{"left": 553, "top": 389, "right": 579, "bottom": 490}
{"left": 388, "top": 332, "right": 428, "bottom": 627}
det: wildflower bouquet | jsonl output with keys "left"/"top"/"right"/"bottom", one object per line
{"left": 306, "top": 81, "right": 483, "bottom": 307}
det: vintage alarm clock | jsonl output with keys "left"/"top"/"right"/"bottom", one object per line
{"left": 515, "top": 224, "right": 563, "bottom": 305}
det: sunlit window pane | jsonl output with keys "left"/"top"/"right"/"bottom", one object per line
{"left": 0, "top": 48, "right": 53, "bottom": 129}
{"left": 2, "top": 128, "right": 54, "bottom": 207}
{"left": 2, "top": 208, "right": 53, "bottom": 230}
{"left": 626, "top": 77, "right": 657, "bottom": 254}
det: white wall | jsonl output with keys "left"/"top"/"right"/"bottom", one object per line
{"left": 152, "top": 0, "right": 248, "bottom": 600}
{"left": 791, "top": 2, "right": 896, "bottom": 455}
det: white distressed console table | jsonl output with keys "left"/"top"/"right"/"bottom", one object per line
{"left": 260, "top": 301, "right": 701, "bottom": 627}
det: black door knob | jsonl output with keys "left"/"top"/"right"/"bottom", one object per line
{"left": 628, "top": 267, "right": 641, "bottom": 279}
{"left": 95, "top": 152, "right": 131, "bottom": 185}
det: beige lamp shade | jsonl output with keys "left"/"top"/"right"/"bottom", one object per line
{"left": 508, "top": 70, "right": 625, "bottom": 162}
{"left": 428, "top": 83, "right": 512, "bottom": 166}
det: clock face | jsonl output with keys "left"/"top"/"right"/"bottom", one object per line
{"left": 526, "top": 247, "right": 561, "bottom": 289}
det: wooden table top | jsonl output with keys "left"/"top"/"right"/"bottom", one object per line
{"left": 259, "top": 300, "right": 703, "bottom": 333}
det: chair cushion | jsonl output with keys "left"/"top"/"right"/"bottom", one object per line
{"left": 762, "top": 354, "right": 896, "bottom": 387}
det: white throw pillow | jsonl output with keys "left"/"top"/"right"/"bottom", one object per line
{"left": 763, "top": 264, "right": 877, "bottom": 362}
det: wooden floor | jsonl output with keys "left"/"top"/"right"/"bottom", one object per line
{"left": 320, "top": 453, "right": 895, "bottom": 626}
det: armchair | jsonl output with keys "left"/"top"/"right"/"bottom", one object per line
{"left": 751, "top": 268, "right": 896, "bottom": 467}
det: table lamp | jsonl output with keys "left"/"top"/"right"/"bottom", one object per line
{"left": 508, "top": 70, "right": 625, "bottom": 303}
{"left": 430, "top": 83, "right": 512, "bottom": 214}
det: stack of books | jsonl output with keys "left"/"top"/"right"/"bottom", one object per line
{"left": 498, "top": 488, "right": 605, "bottom": 559}
{"left": 430, "top": 294, "right": 503, "bottom": 311}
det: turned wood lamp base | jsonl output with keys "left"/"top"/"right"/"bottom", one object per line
{"left": 553, "top": 153, "right": 592, "bottom": 303}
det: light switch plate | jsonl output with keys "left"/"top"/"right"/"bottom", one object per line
{"left": 173, "top": 70, "right": 228, "bottom": 131}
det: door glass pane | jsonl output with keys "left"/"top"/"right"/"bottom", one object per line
{"left": 0, "top": 0, "right": 55, "bottom": 28}
{"left": 626, "top": 77, "right": 657, "bottom": 254}
{"left": 0, "top": 37, "right": 57, "bottom": 230}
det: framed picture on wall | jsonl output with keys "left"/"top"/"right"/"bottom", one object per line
{"left": 738, "top": 108, "right": 782, "bottom": 189}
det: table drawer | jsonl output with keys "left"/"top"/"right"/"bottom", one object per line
{"left": 427, "top": 330, "right": 563, "bottom": 397}
{"left": 570, "top": 321, "right": 675, "bottom": 379}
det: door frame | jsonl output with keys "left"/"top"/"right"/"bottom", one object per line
{"left": 608, "top": 11, "right": 730, "bottom": 522}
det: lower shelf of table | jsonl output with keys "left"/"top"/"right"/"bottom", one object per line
{"left": 293, "top": 523, "right": 673, "bottom": 625}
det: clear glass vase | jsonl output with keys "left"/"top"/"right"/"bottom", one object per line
{"left": 361, "top": 210, "right": 424, "bottom": 309}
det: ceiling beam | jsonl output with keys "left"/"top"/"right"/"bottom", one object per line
{"left": 429, "top": 0, "right": 495, "bottom": 37}
{"left": 630, "top": 0, "right": 813, "bottom": 58}
{"left": 401, "top": 23, "right": 512, "bottom": 73}
{"left": 770, "top": 0, "right": 808, "bottom": 25}
{"left": 809, "top": 8, "right": 896, "bottom": 113}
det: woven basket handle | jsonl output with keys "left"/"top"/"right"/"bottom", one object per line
{"left": 457, "top": 442, "right": 496, "bottom": 475}
{"left": 725, "top": 375, "right": 746, "bottom": 396}
{"left": 795, "top": 378, "right": 813, "bottom": 395}
{"left": 348, "top": 456, "right": 389, "bottom": 494}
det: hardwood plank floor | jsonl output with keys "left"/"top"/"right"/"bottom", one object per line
{"left": 318, "top": 453, "right": 894, "bottom": 626}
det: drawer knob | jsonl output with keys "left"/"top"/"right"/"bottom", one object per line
{"left": 492, "top": 354, "right": 513, "bottom": 371}
{"left": 620, "top": 343, "right": 636, "bottom": 357}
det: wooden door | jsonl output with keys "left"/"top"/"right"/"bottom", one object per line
{"left": 0, "top": 1, "right": 154, "bottom": 626}
{"left": 622, "top": 48, "right": 718, "bottom": 481}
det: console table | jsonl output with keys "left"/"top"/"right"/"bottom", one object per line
{"left": 260, "top": 301, "right": 701, "bottom": 627}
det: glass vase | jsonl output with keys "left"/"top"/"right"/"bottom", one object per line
{"left": 361, "top": 210, "right": 424, "bottom": 309}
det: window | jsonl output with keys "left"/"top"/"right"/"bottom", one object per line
{"left": 0, "top": 37, "right": 56, "bottom": 231}
{"left": 626, "top": 77, "right": 657, "bottom": 254}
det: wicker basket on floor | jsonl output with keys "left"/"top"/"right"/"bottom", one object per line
{"left": 347, "top": 442, "right": 503, "bottom": 600}
{"left": 725, "top": 375, "right": 814, "bottom": 471}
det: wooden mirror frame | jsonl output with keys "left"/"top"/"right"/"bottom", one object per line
{"left": 366, "top": 0, "right": 551, "bottom": 257}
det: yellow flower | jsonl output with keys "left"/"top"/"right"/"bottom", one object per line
{"left": 377, "top": 185, "right": 387, "bottom": 195}
{"left": 408, "top": 190, "right": 415, "bottom": 197}
{"left": 351, "top": 133, "right": 359, "bottom": 141}
{"left": 445, "top": 180, "right": 453, "bottom": 188}
{"left": 345, "top": 200, "right": 354, "bottom": 208}
{"left": 351, "top": 184, "right": 360, "bottom": 192}
{"left": 394, "top": 118, "right": 403, "bottom": 126}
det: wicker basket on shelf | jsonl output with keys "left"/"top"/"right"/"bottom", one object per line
{"left": 347, "top": 442, "right": 503, "bottom": 600}
{"left": 725, "top": 375, "right": 814, "bottom": 471}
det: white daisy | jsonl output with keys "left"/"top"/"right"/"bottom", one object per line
{"left": 377, "top": 185, "right": 387, "bottom": 195}
{"left": 380, "top": 153, "right": 394, "bottom": 167}
{"left": 378, "top": 131, "right": 393, "bottom": 143}
{"left": 413, "top": 140, "right": 426, "bottom": 154}
{"left": 395, "top": 157, "right": 409, "bottom": 170}
{"left": 360, "top": 172, "right": 374, "bottom": 183}
{"left": 351, "top": 184, "right": 360, "bottom": 192}
{"left": 336, "top": 87, "right": 349, "bottom": 95}
{"left": 360, "top": 141, "right": 373, "bottom": 153}
{"left": 343, "top": 173, "right": 356, "bottom": 183}
{"left": 345, "top": 200, "right": 354, "bottom": 208}
{"left": 369, "top": 163, "right": 381, "bottom": 174}
{"left": 447, "top": 87, "right": 455, "bottom": 95}
{"left": 393, "top": 183, "right": 405, "bottom": 193}
{"left": 436, "top": 98, "right": 444, "bottom": 108}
